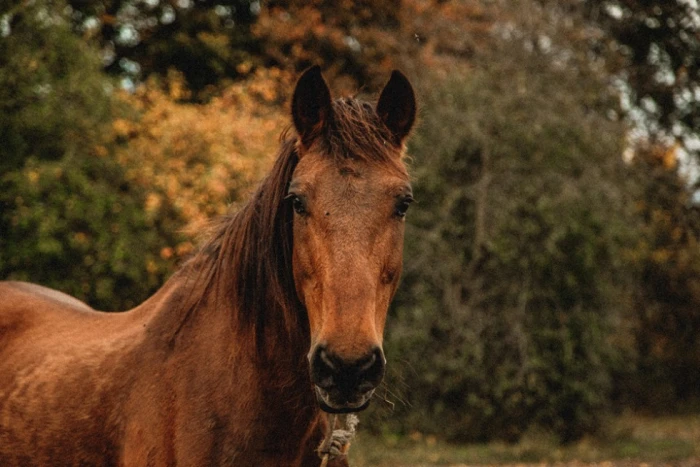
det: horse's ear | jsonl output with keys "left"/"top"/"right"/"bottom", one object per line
{"left": 292, "top": 65, "right": 332, "bottom": 149}
{"left": 376, "top": 70, "right": 416, "bottom": 147}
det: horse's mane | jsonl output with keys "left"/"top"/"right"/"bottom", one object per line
{"left": 173, "top": 97, "right": 406, "bottom": 348}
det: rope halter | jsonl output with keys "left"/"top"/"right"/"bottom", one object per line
{"left": 318, "top": 414, "right": 359, "bottom": 466}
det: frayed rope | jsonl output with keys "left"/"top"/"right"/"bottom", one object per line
{"left": 318, "top": 414, "right": 359, "bottom": 466}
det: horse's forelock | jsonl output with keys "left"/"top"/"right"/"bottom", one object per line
{"left": 326, "top": 98, "right": 407, "bottom": 170}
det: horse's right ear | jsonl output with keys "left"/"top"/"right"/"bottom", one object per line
{"left": 292, "top": 66, "right": 332, "bottom": 149}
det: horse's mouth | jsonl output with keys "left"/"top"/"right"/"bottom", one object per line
{"left": 315, "top": 386, "right": 374, "bottom": 413}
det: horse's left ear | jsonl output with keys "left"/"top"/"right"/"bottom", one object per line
{"left": 376, "top": 70, "right": 416, "bottom": 147}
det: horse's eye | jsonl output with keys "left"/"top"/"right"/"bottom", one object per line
{"left": 293, "top": 197, "right": 306, "bottom": 215}
{"left": 395, "top": 195, "right": 414, "bottom": 218}
{"left": 287, "top": 194, "right": 307, "bottom": 216}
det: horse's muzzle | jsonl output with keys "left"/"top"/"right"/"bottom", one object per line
{"left": 309, "top": 345, "right": 385, "bottom": 413}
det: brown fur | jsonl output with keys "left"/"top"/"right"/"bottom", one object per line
{"left": 0, "top": 68, "right": 415, "bottom": 466}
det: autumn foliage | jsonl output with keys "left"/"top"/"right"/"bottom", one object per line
{"left": 112, "top": 70, "right": 290, "bottom": 236}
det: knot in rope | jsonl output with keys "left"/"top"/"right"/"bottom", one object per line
{"left": 318, "top": 414, "right": 359, "bottom": 466}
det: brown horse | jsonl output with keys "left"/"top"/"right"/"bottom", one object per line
{"left": 0, "top": 66, "right": 416, "bottom": 466}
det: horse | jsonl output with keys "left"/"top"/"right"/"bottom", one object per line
{"left": 0, "top": 66, "right": 416, "bottom": 466}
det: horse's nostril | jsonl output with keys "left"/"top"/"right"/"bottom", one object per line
{"left": 356, "top": 347, "right": 385, "bottom": 385}
{"left": 358, "top": 352, "right": 376, "bottom": 372}
{"left": 319, "top": 348, "right": 337, "bottom": 371}
{"left": 310, "top": 345, "right": 337, "bottom": 389}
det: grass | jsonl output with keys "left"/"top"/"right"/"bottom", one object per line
{"left": 348, "top": 413, "right": 700, "bottom": 466}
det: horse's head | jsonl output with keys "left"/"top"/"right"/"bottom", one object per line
{"left": 288, "top": 67, "right": 416, "bottom": 413}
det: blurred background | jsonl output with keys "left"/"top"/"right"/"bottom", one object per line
{"left": 1, "top": 0, "right": 700, "bottom": 464}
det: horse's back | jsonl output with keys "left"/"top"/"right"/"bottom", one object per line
{"left": 0, "top": 281, "right": 92, "bottom": 351}
{"left": 1, "top": 280, "right": 94, "bottom": 312}
{"left": 0, "top": 281, "right": 106, "bottom": 354}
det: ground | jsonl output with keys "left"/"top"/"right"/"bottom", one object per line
{"left": 349, "top": 413, "right": 700, "bottom": 467}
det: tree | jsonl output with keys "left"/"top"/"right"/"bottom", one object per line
{"left": 582, "top": 0, "right": 700, "bottom": 158}
{"left": 621, "top": 143, "right": 700, "bottom": 409}
{"left": 0, "top": 0, "right": 184, "bottom": 310}
{"left": 110, "top": 70, "right": 288, "bottom": 232}
{"left": 0, "top": 0, "right": 113, "bottom": 172}
{"left": 65, "top": 0, "right": 262, "bottom": 98}
{"left": 0, "top": 155, "right": 184, "bottom": 311}
{"left": 372, "top": 27, "right": 634, "bottom": 442}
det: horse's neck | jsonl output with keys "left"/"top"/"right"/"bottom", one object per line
{"left": 139, "top": 268, "right": 318, "bottom": 420}
{"left": 120, "top": 274, "right": 321, "bottom": 463}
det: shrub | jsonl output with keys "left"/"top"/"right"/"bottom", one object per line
{"left": 0, "top": 0, "right": 113, "bottom": 172}
{"left": 371, "top": 50, "right": 635, "bottom": 442}
{"left": 0, "top": 154, "right": 184, "bottom": 310}
{"left": 0, "top": 0, "right": 185, "bottom": 310}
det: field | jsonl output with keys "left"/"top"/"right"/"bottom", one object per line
{"left": 349, "top": 413, "right": 700, "bottom": 466}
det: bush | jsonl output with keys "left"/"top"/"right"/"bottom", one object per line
{"left": 371, "top": 49, "right": 635, "bottom": 442}
{"left": 0, "top": 0, "right": 184, "bottom": 310}
{"left": 0, "top": 154, "right": 184, "bottom": 311}
{"left": 0, "top": 0, "right": 114, "bottom": 172}
{"left": 111, "top": 71, "right": 288, "bottom": 233}
{"left": 0, "top": 0, "right": 287, "bottom": 310}
{"left": 618, "top": 144, "right": 700, "bottom": 411}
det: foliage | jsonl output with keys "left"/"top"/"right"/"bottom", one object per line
{"left": 582, "top": 0, "right": 700, "bottom": 158}
{"left": 0, "top": 7, "right": 289, "bottom": 309}
{"left": 61, "top": 0, "right": 498, "bottom": 99}
{"left": 0, "top": 0, "right": 184, "bottom": 310}
{"left": 66, "top": 0, "right": 262, "bottom": 97}
{"left": 620, "top": 144, "right": 700, "bottom": 409}
{"left": 374, "top": 41, "right": 633, "bottom": 442}
{"left": 253, "top": 0, "right": 404, "bottom": 92}
{"left": 111, "top": 70, "right": 288, "bottom": 234}
{"left": 0, "top": 0, "right": 114, "bottom": 172}
{"left": 0, "top": 154, "right": 184, "bottom": 311}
